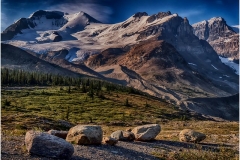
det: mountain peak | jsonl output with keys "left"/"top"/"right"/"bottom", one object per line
{"left": 29, "top": 10, "right": 64, "bottom": 19}
{"left": 80, "top": 12, "right": 102, "bottom": 23}
{"left": 133, "top": 12, "right": 148, "bottom": 18}
{"left": 146, "top": 11, "right": 172, "bottom": 23}
{"left": 208, "top": 17, "right": 226, "bottom": 25}
{"left": 193, "top": 17, "right": 238, "bottom": 61}
{"left": 209, "top": 17, "right": 223, "bottom": 21}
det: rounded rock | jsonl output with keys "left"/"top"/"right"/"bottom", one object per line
{"left": 25, "top": 130, "right": 74, "bottom": 159}
{"left": 132, "top": 124, "right": 161, "bottom": 141}
{"left": 66, "top": 125, "right": 103, "bottom": 145}
{"left": 179, "top": 129, "right": 206, "bottom": 143}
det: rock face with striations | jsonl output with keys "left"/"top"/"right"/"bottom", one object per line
{"left": 25, "top": 130, "right": 74, "bottom": 159}
{"left": 192, "top": 17, "right": 239, "bottom": 61}
{"left": 147, "top": 11, "right": 172, "bottom": 23}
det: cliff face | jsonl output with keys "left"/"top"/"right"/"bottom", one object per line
{"left": 192, "top": 17, "right": 239, "bottom": 61}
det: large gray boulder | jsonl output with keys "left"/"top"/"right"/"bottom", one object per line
{"left": 66, "top": 125, "right": 102, "bottom": 145}
{"left": 110, "top": 130, "right": 135, "bottom": 141}
{"left": 25, "top": 130, "right": 74, "bottom": 159}
{"left": 132, "top": 124, "right": 161, "bottom": 141}
{"left": 179, "top": 129, "right": 206, "bottom": 143}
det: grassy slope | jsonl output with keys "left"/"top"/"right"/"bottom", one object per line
{"left": 1, "top": 86, "right": 183, "bottom": 130}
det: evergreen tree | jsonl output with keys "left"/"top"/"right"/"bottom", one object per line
{"left": 66, "top": 106, "right": 70, "bottom": 121}
{"left": 68, "top": 85, "right": 71, "bottom": 94}
{"left": 124, "top": 98, "right": 130, "bottom": 107}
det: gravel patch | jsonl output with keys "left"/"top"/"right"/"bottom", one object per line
{"left": 1, "top": 134, "right": 237, "bottom": 160}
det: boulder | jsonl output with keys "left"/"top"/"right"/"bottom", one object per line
{"left": 123, "top": 131, "right": 135, "bottom": 141}
{"left": 25, "top": 130, "right": 74, "bottom": 159}
{"left": 179, "top": 129, "right": 206, "bottom": 143}
{"left": 132, "top": 124, "right": 161, "bottom": 141}
{"left": 103, "top": 137, "right": 118, "bottom": 146}
{"left": 66, "top": 125, "right": 102, "bottom": 145}
{"left": 110, "top": 130, "right": 135, "bottom": 141}
{"left": 110, "top": 130, "right": 124, "bottom": 140}
{"left": 48, "top": 130, "right": 68, "bottom": 139}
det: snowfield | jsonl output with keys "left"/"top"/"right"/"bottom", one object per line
{"left": 219, "top": 56, "right": 239, "bottom": 75}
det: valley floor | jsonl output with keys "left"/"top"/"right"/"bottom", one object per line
{"left": 1, "top": 121, "right": 239, "bottom": 160}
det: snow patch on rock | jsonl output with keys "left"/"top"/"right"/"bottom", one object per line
{"left": 211, "top": 65, "right": 218, "bottom": 70}
{"left": 219, "top": 56, "right": 239, "bottom": 75}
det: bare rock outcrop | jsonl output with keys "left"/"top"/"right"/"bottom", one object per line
{"left": 147, "top": 11, "right": 171, "bottom": 23}
{"left": 192, "top": 17, "right": 239, "bottom": 61}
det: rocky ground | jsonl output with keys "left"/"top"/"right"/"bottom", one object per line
{"left": 1, "top": 134, "right": 238, "bottom": 160}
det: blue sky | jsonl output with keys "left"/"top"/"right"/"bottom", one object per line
{"left": 1, "top": 0, "right": 239, "bottom": 31}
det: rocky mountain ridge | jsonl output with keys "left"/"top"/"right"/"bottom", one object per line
{"left": 192, "top": 17, "right": 239, "bottom": 61}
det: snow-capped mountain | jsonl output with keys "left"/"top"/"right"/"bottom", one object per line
{"left": 1, "top": 10, "right": 101, "bottom": 42}
{"left": 1, "top": 10, "right": 239, "bottom": 120}
{"left": 192, "top": 17, "right": 239, "bottom": 62}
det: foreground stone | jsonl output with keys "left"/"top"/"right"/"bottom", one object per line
{"left": 103, "top": 137, "right": 118, "bottom": 146}
{"left": 123, "top": 131, "right": 135, "bottom": 141}
{"left": 110, "top": 130, "right": 123, "bottom": 140}
{"left": 66, "top": 125, "right": 102, "bottom": 145}
{"left": 132, "top": 124, "right": 161, "bottom": 141}
{"left": 48, "top": 130, "right": 68, "bottom": 139}
{"left": 25, "top": 130, "right": 74, "bottom": 159}
{"left": 179, "top": 129, "right": 206, "bottom": 143}
{"left": 110, "top": 130, "right": 135, "bottom": 141}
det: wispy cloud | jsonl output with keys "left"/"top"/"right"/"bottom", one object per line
{"left": 178, "top": 9, "right": 204, "bottom": 18}
{"left": 47, "top": 2, "right": 112, "bottom": 23}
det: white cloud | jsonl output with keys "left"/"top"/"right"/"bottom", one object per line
{"left": 47, "top": 2, "right": 112, "bottom": 23}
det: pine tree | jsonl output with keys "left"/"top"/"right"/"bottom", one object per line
{"left": 124, "top": 98, "right": 130, "bottom": 107}
{"left": 66, "top": 106, "right": 70, "bottom": 121}
{"left": 81, "top": 84, "right": 87, "bottom": 93}
{"left": 68, "top": 85, "right": 71, "bottom": 94}
{"left": 88, "top": 88, "right": 94, "bottom": 100}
